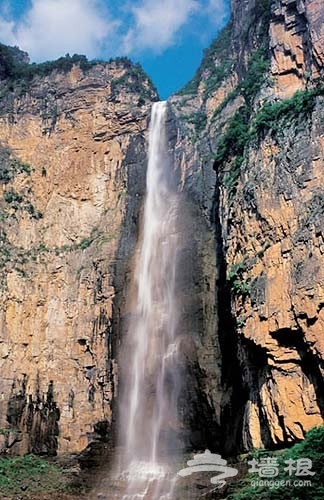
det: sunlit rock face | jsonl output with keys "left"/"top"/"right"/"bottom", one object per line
{"left": 170, "top": 0, "right": 324, "bottom": 452}
{"left": 0, "top": 0, "right": 323, "bottom": 463}
{"left": 230, "top": 0, "right": 324, "bottom": 97}
{"left": 0, "top": 58, "right": 157, "bottom": 455}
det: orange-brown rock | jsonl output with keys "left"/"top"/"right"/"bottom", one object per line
{"left": 0, "top": 0, "right": 323, "bottom": 460}
{"left": 224, "top": 100, "right": 324, "bottom": 447}
{"left": 0, "top": 59, "right": 157, "bottom": 455}
{"left": 171, "top": 0, "right": 323, "bottom": 452}
{"left": 270, "top": 0, "right": 324, "bottom": 97}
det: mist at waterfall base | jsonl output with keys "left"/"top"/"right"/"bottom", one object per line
{"left": 116, "top": 101, "right": 186, "bottom": 499}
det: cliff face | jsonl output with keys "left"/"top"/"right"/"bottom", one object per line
{"left": 0, "top": 0, "right": 323, "bottom": 460}
{"left": 170, "top": 0, "right": 323, "bottom": 451}
{"left": 230, "top": 0, "right": 323, "bottom": 95}
{"left": 0, "top": 56, "right": 157, "bottom": 455}
{"left": 222, "top": 93, "right": 324, "bottom": 450}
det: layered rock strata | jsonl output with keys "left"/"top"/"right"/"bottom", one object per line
{"left": 0, "top": 58, "right": 157, "bottom": 454}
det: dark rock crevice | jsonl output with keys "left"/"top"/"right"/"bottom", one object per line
{"left": 6, "top": 376, "right": 60, "bottom": 456}
{"left": 212, "top": 164, "right": 247, "bottom": 455}
{"left": 270, "top": 327, "right": 324, "bottom": 419}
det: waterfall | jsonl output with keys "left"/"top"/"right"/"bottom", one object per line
{"left": 117, "top": 100, "right": 181, "bottom": 498}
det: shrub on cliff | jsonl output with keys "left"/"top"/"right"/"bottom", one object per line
{"left": 0, "top": 43, "right": 29, "bottom": 80}
{"left": 10, "top": 53, "right": 98, "bottom": 82}
{"left": 214, "top": 106, "right": 250, "bottom": 168}
{"left": 253, "top": 86, "right": 324, "bottom": 137}
{"left": 0, "top": 45, "right": 102, "bottom": 91}
{"left": 0, "top": 454, "right": 85, "bottom": 496}
{"left": 110, "top": 62, "right": 158, "bottom": 102}
{"left": 241, "top": 48, "right": 269, "bottom": 104}
{"left": 177, "top": 22, "right": 233, "bottom": 96}
{"left": 0, "top": 146, "right": 32, "bottom": 183}
{"left": 228, "top": 426, "right": 324, "bottom": 500}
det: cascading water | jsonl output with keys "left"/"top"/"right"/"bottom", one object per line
{"left": 117, "top": 100, "right": 182, "bottom": 499}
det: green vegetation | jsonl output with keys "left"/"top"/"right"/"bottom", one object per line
{"left": 49, "top": 228, "right": 107, "bottom": 257}
{"left": 212, "top": 45, "right": 271, "bottom": 193}
{"left": 214, "top": 85, "right": 323, "bottom": 198}
{"left": 177, "top": 0, "right": 272, "bottom": 99}
{"left": 0, "top": 43, "right": 98, "bottom": 82}
{"left": 0, "top": 44, "right": 28, "bottom": 79}
{"left": 0, "top": 227, "right": 105, "bottom": 290}
{"left": 177, "top": 22, "right": 233, "bottom": 96}
{"left": 110, "top": 62, "right": 158, "bottom": 102}
{"left": 214, "top": 106, "right": 250, "bottom": 168}
{"left": 0, "top": 147, "right": 32, "bottom": 184}
{"left": 236, "top": 316, "right": 247, "bottom": 328}
{"left": 254, "top": 0, "right": 276, "bottom": 26}
{"left": 214, "top": 106, "right": 250, "bottom": 196}
{"left": 0, "top": 149, "right": 40, "bottom": 220}
{"left": 222, "top": 156, "right": 244, "bottom": 197}
{"left": 0, "top": 229, "right": 30, "bottom": 275}
{"left": 0, "top": 454, "right": 84, "bottom": 496}
{"left": 204, "top": 59, "right": 232, "bottom": 97}
{"left": 211, "top": 87, "right": 240, "bottom": 122}
{"left": 3, "top": 188, "right": 42, "bottom": 219}
{"left": 252, "top": 86, "right": 324, "bottom": 137}
{"left": 231, "top": 278, "right": 251, "bottom": 298}
{"left": 241, "top": 48, "right": 269, "bottom": 104}
{"left": 304, "top": 193, "right": 324, "bottom": 226}
{"left": 211, "top": 47, "right": 269, "bottom": 122}
{"left": 228, "top": 426, "right": 324, "bottom": 500}
{"left": 78, "top": 236, "right": 95, "bottom": 250}
{"left": 0, "top": 225, "right": 101, "bottom": 276}
{"left": 227, "top": 259, "right": 252, "bottom": 298}
{"left": 3, "top": 188, "right": 23, "bottom": 205}
{"left": 176, "top": 8, "right": 272, "bottom": 192}
{"left": 0, "top": 149, "right": 43, "bottom": 219}
{"left": 25, "top": 202, "right": 43, "bottom": 219}
{"left": 183, "top": 110, "right": 208, "bottom": 135}
{"left": 1, "top": 43, "right": 157, "bottom": 100}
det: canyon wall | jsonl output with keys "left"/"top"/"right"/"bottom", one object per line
{"left": 0, "top": 0, "right": 323, "bottom": 458}
{"left": 170, "top": 0, "right": 323, "bottom": 451}
{"left": 0, "top": 56, "right": 157, "bottom": 455}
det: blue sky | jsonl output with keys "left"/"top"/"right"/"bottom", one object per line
{"left": 0, "top": 0, "right": 230, "bottom": 99}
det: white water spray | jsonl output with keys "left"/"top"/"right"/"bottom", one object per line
{"left": 118, "top": 101, "right": 181, "bottom": 498}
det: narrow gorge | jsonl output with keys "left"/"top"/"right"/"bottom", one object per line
{"left": 0, "top": 0, "right": 323, "bottom": 499}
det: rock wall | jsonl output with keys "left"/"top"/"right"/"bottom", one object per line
{"left": 222, "top": 91, "right": 324, "bottom": 450}
{"left": 0, "top": 59, "right": 157, "bottom": 454}
{"left": 270, "top": 0, "right": 324, "bottom": 96}
{"left": 170, "top": 0, "right": 323, "bottom": 452}
{"left": 0, "top": 0, "right": 323, "bottom": 459}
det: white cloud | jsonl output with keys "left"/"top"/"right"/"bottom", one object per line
{"left": 0, "top": 18, "right": 16, "bottom": 45}
{"left": 0, "top": 0, "right": 229, "bottom": 61}
{"left": 122, "top": 0, "right": 199, "bottom": 54}
{"left": 0, "top": 0, "right": 117, "bottom": 61}
{"left": 206, "top": 0, "right": 229, "bottom": 23}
